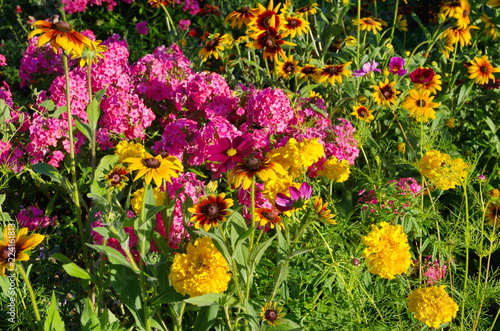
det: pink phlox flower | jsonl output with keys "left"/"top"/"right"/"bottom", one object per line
{"left": 0, "top": 54, "right": 7, "bottom": 66}
{"left": 423, "top": 256, "right": 447, "bottom": 284}
{"left": 237, "top": 183, "right": 273, "bottom": 219}
{"left": 17, "top": 205, "right": 57, "bottom": 231}
{"left": 388, "top": 57, "right": 407, "bottom": 76}
{"left": 352, "top": 60, "right": 381, "bottom": 77}
{"left": 275, "top": 182, "right": 313, "bottom": 212}
{"left": 179, "top": 19, "right": 191, "bottom": 30}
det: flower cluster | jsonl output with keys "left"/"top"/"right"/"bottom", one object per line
{"left": 16, "top": 206, "right": 57, "bottom": 231}
{"left": 362, "top": 222, "right": 413, "bottom": 279}
{"left": 407, "top": 285, "right": 458, "bottom": 328}
{"left": 169, "top": 237, "right": 231, "bottom": 297}
{"left": 418, "top": 150, "right": 468, "bottom": 190}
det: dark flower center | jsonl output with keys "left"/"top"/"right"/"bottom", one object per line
{"left": 207, "top": 40, "right": 218, "bottom": 48}
{"left": 265, "top": 309, "right": 278, "bottom": 321}
{"left": 480, "top": 65, "right": 489, "bottom": 73}
{"left": 264, "top": 36, "right": 276, "bottom": 47}
{"left": 204, "top": 204, "right": 220, "bottom": 218}
{"left": 325, "top": 66, "right": 340, "bottom": 75}
{"left": 364, "top": 19, "right": 373, "bottom": 25}
{"left": 287, "top": 18, "right": 299, "bottom": 27}
{"left": 53, "top": 21, "right": 73, "bottom": 33}
{"left": 381, "top": 86, "right": 393, "bottom": 99}
{"left": 462, "top": 10, "right": 469, "bottom": 18}
{"left": 441, "top": 162, "right": 447, "bottom": 167}
{"left": 491, "top": 206, "right": 500, "bottom": 219}
{"left": 418, "top": 100, "right": 427, "bottom": 107}
{"left": 283, "top": 63, "right": 294, "bottom": 73}
{"left": 245, "top": 157, "right": 262, "bottom": 170}
{"left": 2, "top": 247, "right": 14, "bottom": 260}
{"left": 144, "top": 158, "right": 161, "bottom": 168}
{"left": 238, "top": 6, "right": 249, "bottom": 13}
{"left": 357, "top": 107, "right": 368, "bottom": 118}
{"left": 111, "top": 173, "right": 122, "bottom": 184}
{"left": 302, "top": 66, "right": 315, "bottom": 75}
{"left": 262, "top": 211, "right": 276, "bottom": 220}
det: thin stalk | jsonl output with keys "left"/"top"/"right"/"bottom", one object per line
{"left": 17, "top": 264, "right": 41, "bottom": 321}
{"left": 62, "top": 55, "right": 89, "bottom": 270}
{"left": 460, "top": 182, "right": 470, "bottom": 330}
{"left": 389, "top": 0, "right": 400, "bottom": 41}
{"left": 356, "top": 0, "right": 361, "bottom": 67}
{"left": 173, "top": 301, "right": 186, "bottom": 331}
{"left": 86, "top": 62, "right": 97, "bottom": 179}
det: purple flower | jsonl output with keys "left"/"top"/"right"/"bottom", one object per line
{"left": 352, "top": 60, "right": 381, "bottom": 77}
{"left": 478, "top": 174, "right": 486, "bottom": 181}
{"left": 388, "top": 57, "right": 407, "bottom": 76}
{"left": 275, "top": 182, "right": 313, "bottom": 212}
{"left": 136, "top": 21, "right": 149, "bottom": 35}
{"left": 179, "top": 19, "right": 191, "bottom": 31}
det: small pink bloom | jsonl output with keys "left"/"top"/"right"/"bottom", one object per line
{"left": 178, "top": 19, "right": 191, "bottom": 30}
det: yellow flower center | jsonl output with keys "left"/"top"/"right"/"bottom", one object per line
{"left": 226, "top": 148, "right": 237, "bottom": 157}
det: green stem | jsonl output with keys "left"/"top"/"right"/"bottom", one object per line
{"left": 86, "top": 62, "right": 96, "bottom": 179}
{"left": 389, "top": 0, "right": 400, "bottom": 42}
{"left": 460, "top": 182, "right": 470, "bottom": 330}
{"left": 62, "top": 55, "right": 89, "bottom": 270}
{"left": 356, "top": 0, "right": 361, "bottom": 68}
{"left": 17, "top": 264, "right": 41, "bottom": 321}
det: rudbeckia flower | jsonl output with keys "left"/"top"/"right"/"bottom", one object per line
{"left": 351, "top": 104, "right": 375, "bottom": 122}
{"left": 372, "top": 78, "right": 401, "bottom": 106}
{"left": 260, "top": 302, "right": 286, "bottom": 325}
{"left": 0, "top": 226, "right": 45, "bottom": 276}
{"left": 247, "top": 27, "right": 296, "bottom": 60}
{"left": 228, "top": 155, "right": 286, "bottom": 190}
{"left": 224, "top": 6, "right": 258, "bottom": 29}
{"left": 123, "top": 153, "right": 183, "bottom": 187}
{"left": 188, "top": 193, "right": 234, "bottom": 231}
{"left": 27, "top": 20, "right": 94, "bottom": 57}
{"left": 468, "top": 55, "right": 500, "bottom": 85}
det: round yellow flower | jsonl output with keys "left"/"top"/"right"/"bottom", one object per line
{"left": 0, "top": 226, "right": 45, "bottom": 276}
{"left": 418, "top": 150, "right": 468, "bottom": 190}
{"left": 130, "top": 187, "right": 165, "bottom": 214}
{"left": 169, "top": 237, "right": 231, "bottom": 297}
{"left": 407, "top": 286, "right": 459, "bottom": 328}
{"left": 353, "top": 17, "right": 383, "bottom": 34}
{"left": 372, "top": 78, "right": 400, "bottom": 107}
{"left": 362, "top": 222, "right": 413, "bottom": 279}
{"left": 316, "top": 157, "right": 351, "bottom": 183}
{"left": 267, "top": 138, "right": 324, "bottom": 178}
{"left": 123, "top": 153, "right": 183, "bottom": 187}
{"left": 114, "top": 141, "right": 147, "bottom": 163}
{"left": 468, "top": 55, "right": 500, "bottom": 85}
{"left": 401, "top": 89, "right": 440, "bottom": 122}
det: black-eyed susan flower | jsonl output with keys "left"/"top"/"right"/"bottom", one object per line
{"left": 313, "top": 196, "right": 336, "bottom": 224}
{"left": 169, "top": 237, "right": 231, "bottom": 297}
{"left": 224, "top": 6, "right": 258, "bottom": 29}
{"left": 486, "top": 203, "right": 500, "bottom": 227}
{"left": 441, "top": 25, "right": 479, "bottom": 47}
{"left": 0, "top": 226, "right": 45, "bottom": 276}
{"left": 407, "top": 286, "right": 459, "bottom": 328}
{"left": 281, "top": 15, "right": 309, "bottom": 38}
{"left": 123, "top": 153, "right": 183, "bottom": 187}
{"left": 105, "top": 165, "right": 129, "bottom": 190}
{"left": 227, "top": 155, "right": 287, "bottom": 190}
{"left": 27, "top": 20, "right": 94, "bottom": 57}
{"left": 295, "top": 3, "right": 318, "bottom": 17}
{"left": 276, "top": 54, "right": 299, "bottom": 79}
{"left": 344, "top": 35, "right": 357, "bottom": 47}
{"left": 452, "top": 0, "right": 471, "bottom": 29}
{"left": 440, "top": 1, "right": 463, "bottom": 18}
{"left": 260, "top": 302, "right": 286, "bottom": 325}
{"left": 401, "top": 89, "right": 440, "bottom": 122}
{"left": 372, "top": 78, "right": 400, "bottom": 106}
{"left": 468, "top": 55, "right": 500, "bottom": 85}
{"left": 488, "top": 0, "right": 500, "bottom": 7}
{"left": 351, "top": 104, "right": 374, "bottom": 122}
{"left": 297, "top": 63, "right": 319, "bottom": 80}
{"left": 362, "top": 222, "right": 412, "bottom": 279}
{"left": 148, "top": 0, "right": 171, "bottom": 8}
{"left": 255, "top": 208, "right": 284, "bottom": 230}
{"left": 481, "top": 13, "right": 498, "bottom": 41}
{"left": 353, "top": 17, "right": 383, "bottom": 34}
{"left": 199, "top": 33, "right": 233, "bottom": 62}
{"left": 315, "top": 62, "right": 352, "bottom": 85}
{"left": 247, "top": 28, "right": 296, "bottom": 61}
{"left": 248, "top": 0, "right": 283, "bottom": 32}
{"left": 188, "top": 193, "right": 233, "bottom": 231}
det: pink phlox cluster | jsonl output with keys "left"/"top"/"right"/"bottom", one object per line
{"left": 0, "top": 141, "right": 25, "bottom": 173}
{"left": 245, "top": 87, "right": 295, "bottom": 135}
{"left": 46, "top": 71, "right": 89, "bottom": 121}
{"left": 181, "top": 0, "right": 200, "bottom": 15}
{"left": 26, "top": 113, "right": 84, "bottom": 167}
{"left": 0, "top": 81, "right": 13, "bottom": 108}
{"left": 237, "top": 183, "right": 273, "bottom": 219}
{"left": 131, "top": 44, "right": 193, "bottom": 102}
{"left": 0, "top": 54, "right": 6, "bottom": 66}
{"left": 19, "top": 36, "right": 65, "bottom": 88}
{"left": 283, "top": 100, "right": 331, "bottom": 142}
{"left": 391, "top": 177, "right": 423, "bottom": 195}
{"left": 61, "top": 0, "right": 89, "bottom": 14}
{"left": 152, "top": 117, "right": 198, "bottom": 162}
{"left": 16, "top": 205, "right": 57, "bottom": 231}
{"left": 422, "top": 256, "right": 447, "bottom": 284}
{"left": 321, "top": 118, "right": 359, "bottom": 165}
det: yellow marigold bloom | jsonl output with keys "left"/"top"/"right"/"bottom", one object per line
{"left": 313, "top": 196, "right": 336, "bottom": 224}
{"left": 407, "top": 286, "right": 459, "bottom": 328}
{"left": 28, "top": 20, "right": 94, "bottom": 57}
{"left": 353, "top": 17, "right": 383, "bottom": 34}
{"left": 260, "top": 301, "right": 286, "bottom": 325}
{"left": 123, "top": 153, "right": 183, "bottom": 187}
{"left": 418, "top": 150, "right": 468, "bottom": 190}
{"left": 372, "top": 78, "right": 400, "bottom": 107}
{"left": 114, "top": 141, "right": 147, "bottom": 163}
{"left": 0, "top": 226, "right": 45, "bottom": 276}
{"left": 131, "top": 187, "right": 165, "bottom": 214}
{"left": 397, "top": 142, "right": 406, "bottom": 154}
{"left": 402, "top": 89, "right": 440, "bottom": 122}
{"left": 276, "top": 54, "right": 299, "bottom": 79}
{"left": 486, "top": 203, "right": 500, "bottom": 227}
{"left": 468, "top": 55, "right": 500, "bottom": 85}
{"left": 351, "top": 103, "right": 374, "bottom": 122}
{"left": 73, "top": 39, "right": 108, "bottom": 67}
{"left": 489, "top": 188, "right": 500, "bottom": 198}
{"left": 267, "top": 138, "right": 325, "bottom": 178}
{"left": 263, "top": 173, "right": 297, "bottom": 203}
{"left": 362, "top": 222, "right": 412, "bottom": 279}
{"left": 481, "top": 13, "right": 498, "bottom": 41}
{"left": 315, "top": 62, "right": 352, "bottom": 85}
{"left": 199, "top": 33, "right": 233, "bottom": 62}
{"left": 316, "top": 157, "right": 350, "bottom": 182}
{"left": 441, "top": 25, "right": 478, "bottom": 47}
{"left": 169, "top": 237, "right": 231, "bottom": 297}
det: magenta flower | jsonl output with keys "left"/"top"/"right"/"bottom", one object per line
{"left": 179, "top": 19, "right": 191, "bottom": 30}
{"left": 0, "top": 54, "right": 6, "bottom": 66}
{"left": 388, "top": 57, "right": 407, "bottom": 76}
{"left": 352, "top": 60, "right": 381, "bottom": 77}
{"left": 422, "top": 256, "right": 447, "bottom": 284}
{"left": 136, "top": 21, "right": 149, "bottom": 35}
{"left": 207, "top": 135, "right": 255, "bottom": 172}
{"left": 409, "top": 67, "right": 435, "bottom": 84}
{"left": 275, "top": 182, "right": 313, "bottom": 212}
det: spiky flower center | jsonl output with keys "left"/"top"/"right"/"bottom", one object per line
{"left": 111, "top": 173, "right": 122, "bottom": 184}
{"left": 283, "top": 63, "right": 294, "bottom": 73}
{"left": 262, "top": 211, "right": 276, "bottom": 220}
{"left": 325, "top": 66, "right": 340, "bottom": 75}
{"left": 144, "top": 158, "right": 161, "bottom": 169}
{"left": 245, "top": 157, "right": 262, "bottom": 170}
{"left": 480, "top": 65, "right": 490, "bottom": 73}
{"left": 265, "top": 309, "right": 278, "bottom": 321}
{"left": 381, "top": 86, "right": 393, "bottom": 99}
{"left": 203, "top": 204, "right": 220, "bottom": 218}
{"left": 357, "top": 107, "right": 368, "bottom": 118}
{"left": 418, "top": 100, "right": 427, "bottom": 107}
{"left": 53, "top": 21, "right": 73, "bottom": 33}
{"left": 2, "top": 247, "right": 14, "bottom": 260}
{"left": 287, "top": 18, "right": 299, "bottom": 27}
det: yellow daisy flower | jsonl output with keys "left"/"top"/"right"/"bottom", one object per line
{"left": 123, "top": 153, "right": 183, "bottom": 187}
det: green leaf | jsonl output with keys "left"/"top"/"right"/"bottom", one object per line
{"left": 81, "top": 298, "right": 100, "bottom": 331}
{"left": 184, "top": 293, "right": 224, "bottom": 306}
{"left": 87, "top": 244, "right": 139, "bottom": 273}
{"left": 87, "top": 89, "right": 105, "bottom": 132}
{"left": 149, "top": 286, "right": 186, "bottom": 305}
{"left": 49, "top": 253, "right": 73, "bottom": 264}
{"left": 249, "top": 234, "right": 277, "bottom": 271}
{"left": 38, "top": 99, "right": 56, "bottom": 111}
{"left": 193, "top": 304, "right": 220, "bottom": 331}
{"left": 49, "top": 105, "right": 68, "bottom": 118}
{"left": 76, "top": 120, "right": 92, "bottom": 141}
{"left": 33, "top": 163, "right": 62, "bottom": 184}
{"left": 262, "top": 319, "right": 302, "bottom": 330}
{"left": 62, "top": 262, "right": 92, "bottom": 280}
{"left": 44, "top": 292, "right": 66, "bottom": 331}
